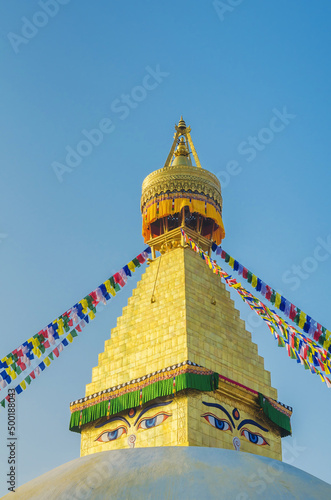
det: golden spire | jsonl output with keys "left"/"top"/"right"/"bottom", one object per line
{"left": 163, "top": 116, "right": 202, "bottom": 169}
{"left": 141, "top": 117, "right": 225, "bottom": 252}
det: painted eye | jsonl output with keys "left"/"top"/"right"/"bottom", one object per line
{"left": 241, "top": 428, "right": 268, "bottom": 446}
{"left": 95, "top": 426, "right": 127, "bottom": 442}
{"left": 201, "top": 413, "right": 232, "bottom": 432}
{"left": 138, "top": 412, "right": 171, "bottom": 430}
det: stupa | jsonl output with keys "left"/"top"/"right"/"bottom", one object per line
{"left": 7, "top": 118, "right": 331, "bottom": 499}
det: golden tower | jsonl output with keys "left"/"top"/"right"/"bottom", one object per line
{"left": 70, "top": 118, "right": 291, "bottom": 462}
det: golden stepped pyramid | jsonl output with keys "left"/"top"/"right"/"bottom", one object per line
{"left": 76, "top": 118, "right": 289, "bottom": 462}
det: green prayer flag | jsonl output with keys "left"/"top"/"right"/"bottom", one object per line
{"left": 247, "top": 271, "right": 252, "bottom": 284}
{"left": 132, "top": 258, "right": 141, "bottom": 268}
{"left": 49, "top": 352, "right": 54, "bottom": 360}
{"left": 0, "top": 400, "right": 5, "bottom": 408}
{"left": 109, "top": 276, "right": 120, "bottom": 291}
{"left": 39, "top": 345, "right": 46, "bottom": 354}
{"left": 224, "top": 253, "right": 230, "bottom": 263}
{"left": 293, "top": 308, "right": 301, "bottom": 325}
{"left": 25, "top": 376, "right": 31, "bottom": 385}
{"left": 270, "top": 290, "right": 276, "bottom": 304}
{"left": 71, "top": 329, "right": 78, "bottom": 338}
{"left": 318, "top": 335, "right": 325, "bottom": 346}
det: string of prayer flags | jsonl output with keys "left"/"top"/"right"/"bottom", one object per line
{"left": 0, "top": 247, "right": 151, "bottom": 407}
{"left": 211, "top": 242, "right": 331, "bottom": 351}
{"left": 181, "top": 230, "right": 331, "bottom": 387}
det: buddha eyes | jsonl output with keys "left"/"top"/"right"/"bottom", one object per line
{"left": 95, "top": 426, "right": 127, "bottom": 442}
{"left": 95, "top": 412, "right": 172, "bottom": 442}
{"left": 137, "top": 412, "right": 171, "bottom": 430}
{"left": 241, "top": 428, "right": 269, "bottom": 446}
{"left": 201, "top": 413, "right": 232, "bottom": 432}
{"left": 201, "top": 414, "right": 268, "bottom": 446}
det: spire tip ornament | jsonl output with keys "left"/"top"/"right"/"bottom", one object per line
{"left": 141, "top": 117, "right": 225, "bottom": 253}
{"left": 177, "top": 116, "right": 187, "bottom": 129}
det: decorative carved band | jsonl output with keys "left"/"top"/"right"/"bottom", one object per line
{"left": 141, "top": 165, "right": 222, "bottom": 209}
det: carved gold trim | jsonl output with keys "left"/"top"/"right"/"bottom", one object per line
{"left": 141, "top": 165, "right": 222, "bottom": 209}
{"left": 147, "top": 226, "right": 213, "bottom": 256}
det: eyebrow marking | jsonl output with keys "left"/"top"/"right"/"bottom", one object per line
{"left": 134, "top": 401, "right": 173, "bottom": 426}
{"left": 237, "top": 419, "right": 269, "bottom": 432}
{"left": 202, "top": 402, "right": 235, "bottom": 428}
{"left": 95, "top": 416, "right": 130, "bottom": 429}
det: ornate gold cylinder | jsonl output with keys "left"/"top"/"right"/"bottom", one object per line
{"left": 141, "top": 164, "right": 225, "bottom": 245}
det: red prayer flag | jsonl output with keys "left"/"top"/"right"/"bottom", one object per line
{"left": 114, "top": 272, "right": 125, "bottom": 287}
{"left": 30, "top": 371, "right": 36, "bottom": 380}
{"left": 136, "top": 253, "right": 145, "bottom": 264}
{"left": 242, "top": 267, "right": 248, "bottom": 279}
{"left": 289, "top": 304, "right": 296, "bottom": 321}
{"left": 53, "top": 348, "right": 59, "bottom": 357}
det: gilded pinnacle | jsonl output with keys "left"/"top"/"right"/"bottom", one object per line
{"left": 177, "top": 116, "right": 186, "bottom": 129}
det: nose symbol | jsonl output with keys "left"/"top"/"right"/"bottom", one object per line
{"left": 128, "top": 434, "right": 136, "bottom": 448}
{"left": 233, "top": 437, "right": 240, "bottom": 451}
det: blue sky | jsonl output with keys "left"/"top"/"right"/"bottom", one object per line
{"left": 0, "top": 0, "right": 331, "bottom": 494}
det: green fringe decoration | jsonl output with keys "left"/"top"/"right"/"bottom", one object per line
{"left": 70, "top": 371, "right": 219, "bottom": 433}
{"left": 258, "top": 393, "right": 291, "bottom": 437}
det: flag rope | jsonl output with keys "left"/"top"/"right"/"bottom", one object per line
{"left": 211, "top": 242, "right": 331, "bottom": 350}
{"left": 0, "top": 247, "right": 151, "bottom": 406}
{"left": 181, "top": 230, "right": 331, "bottom": 387}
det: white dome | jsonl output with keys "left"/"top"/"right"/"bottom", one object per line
{"left": 6, "top": 447, "right": 331, "bottom": 499}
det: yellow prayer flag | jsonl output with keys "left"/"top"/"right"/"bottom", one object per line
{"left": 44, "top": 357, "right": 51, "bottom": 367}
{"left": 228, "top": 257, "right": 235, "bottom": 269}
{"left": 33, "top": 347, "right": 41, "bottom": 358}
{"left": 233, "top": 283, "right": 242, "bottom": 289}
{"left": 298, "top": 311, "right": 306, "bottom": 329}
{"left": 274, "top": 293, "right": 281, "bottom": 309}
{"left": 326, "top": 330, "right": 331, "bottom": 340}
{"left": 128, "top": 262, "right": 136, "bottom": 273}
{"left": 251, "top": 275, "right": 258, "bottom": 288}
{"left": 66, "top": 333, "right": 73, "bottom": 343}
{"left": 89, "top": 310, "right": 95, "bottom": 320}
{"left": 323, "top": 339, "right": 331, "bottom": 351}
{"left": 21, "top": 380, "right": 26, "bottom": 390}
{"left": 81, "top": 299, "right": 88, "bottom": 314}
{"left": 105, "top": 280, "right": 116, "bottom": 296}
